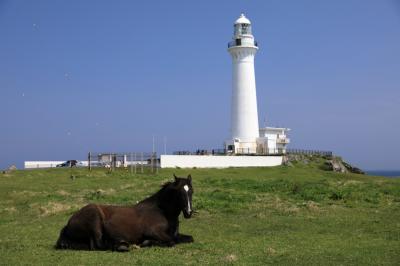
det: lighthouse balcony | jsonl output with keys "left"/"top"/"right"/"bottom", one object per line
{"left": 228, "top": 39, "right": 258, "bottom": 48}
{"left": 276, "top": 138, "right": 290, "bottom": 144}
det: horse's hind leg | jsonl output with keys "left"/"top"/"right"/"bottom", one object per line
{"left": 91, "top": 219, "right": 105, "bottom": 250}
{"left": 92, "top": 234, "right": 105, "bottom": 250}
{"left": 56, "top": 204, "right": 106, "bottom": 250}
{"left": 89, "top": 238, "right": 94, "bottom": 250}
{"left": 80, "top": 204, "right": 106, "bottom": 250}
{"left": 116, "top": 240, "right": 130, "bottom": 252}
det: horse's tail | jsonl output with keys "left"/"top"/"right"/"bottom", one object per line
{"left": 55, "top": 225, "right": 90, "bottom": 250}
{"left": 55, "top": 225, "right": 69, "bottom": 249}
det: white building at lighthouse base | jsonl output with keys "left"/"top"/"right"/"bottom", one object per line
{"left": 225, "top": 127, "right": 290, "bottom": 155}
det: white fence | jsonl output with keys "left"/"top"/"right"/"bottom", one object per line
{"left": 24, "top": 160, "right": 150, "bottom": 169}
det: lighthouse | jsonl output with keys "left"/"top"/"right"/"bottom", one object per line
{"left": 161, "top": 13, "right": 291, "bottom": 168}
{"left": 226, "top": 14, "right": 260, "bottom": 154}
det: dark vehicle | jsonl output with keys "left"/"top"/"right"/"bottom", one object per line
{"left": 56, "top": 160, "right": 78, "bottom": 168}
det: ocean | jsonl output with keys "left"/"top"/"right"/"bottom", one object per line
{"left": 366, "top": 171, "right": 400, "bottom": 178}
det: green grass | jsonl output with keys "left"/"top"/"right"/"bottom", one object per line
{"left": 0, "top": 163, "right": 399, "bottom": 265}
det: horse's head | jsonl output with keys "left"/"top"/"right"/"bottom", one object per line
{"left": 173, "top": 174, "right": 194, "bottom": 219}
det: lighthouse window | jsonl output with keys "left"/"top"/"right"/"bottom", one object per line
{"left": 234, "top": 23, "right": 252, "bottom": 35}
{"left": 241, "top": 24, "right": 251, "bottom": 35}
{"left": 234, "top": 24, "right": 241, "bottom": 36}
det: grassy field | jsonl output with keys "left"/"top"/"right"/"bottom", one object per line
{"left": 1, "top": 160, "right": 399, "bottom": 265}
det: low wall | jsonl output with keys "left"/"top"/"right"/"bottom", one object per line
{"left": 160, "top": 155, "right": 283, "bottom": 168}
{"left": 24, "top": 161, "right": 65, "bottom": 169}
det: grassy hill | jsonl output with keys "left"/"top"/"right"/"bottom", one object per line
{"left": 1, "top": 161, "right": 399, "bottom": 265}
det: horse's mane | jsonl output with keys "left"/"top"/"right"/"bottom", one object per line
{"left": 140, "top": 181, "right": 174, "bottom": 203}
{"left": 140, "top": 179, "right": 183, "bottom": 205}
{"left": 160, "top": 181, "right": 174, "bottom": 189}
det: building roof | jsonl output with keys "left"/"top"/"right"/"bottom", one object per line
{"left": 260, "top": 127, "right": 291, "bottom": 132}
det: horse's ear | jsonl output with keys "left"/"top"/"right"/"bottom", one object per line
{"left": 173, "top": 173, "right": 178, "bottom": 182}
{"left": 187, "top": 174, "right": 192, "bottom": 184}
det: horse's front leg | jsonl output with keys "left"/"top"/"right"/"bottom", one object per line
{"left": 175, "top": 233, "right": 194, "bottom": 244}
{"left": 145, "top": 225, "right": 176, "bottom": 247}
{"left": 171, "top": 221, "right": 194, "bottom": 244}
{"left": 139, "top": 239, "right": 162, "bottom": 247}
{"left": 153, "top": 231, "right": 175, "bottom": 247}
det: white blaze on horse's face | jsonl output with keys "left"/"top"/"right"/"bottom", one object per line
{"left": 183, "top": 185, "right": 191, "bottom": 213}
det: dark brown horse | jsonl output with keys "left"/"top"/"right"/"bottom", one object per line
{"left": 55, "top": 174, "right": 194, "bottom": 251}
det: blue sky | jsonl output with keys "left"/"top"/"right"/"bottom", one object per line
{"left": 1, "top": 0, "right": 399, "bottom": 170}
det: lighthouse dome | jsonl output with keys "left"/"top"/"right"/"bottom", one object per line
{"left": 234, "top": 13, "right": 251, "bottom": 24}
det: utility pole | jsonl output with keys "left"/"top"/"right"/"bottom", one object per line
{"left": 163, "top": 136, "right": 167, "bottom": 155}
{"left": 152, "top": 135, "right": 155, "bottom": 154}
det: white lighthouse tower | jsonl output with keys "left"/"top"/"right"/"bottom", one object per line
{"left": 226, "top": 14, "right": 260, "bottom": 154}
{"left": 160, "top": 13, "right": 291, "bottom": 168}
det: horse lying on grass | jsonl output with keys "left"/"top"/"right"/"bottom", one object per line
{"left": 55, "top": 174, "right": 194, "bottom": 251}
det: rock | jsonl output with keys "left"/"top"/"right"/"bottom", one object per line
{"left": 350, "top": 167, "right": 364, "bottom": 175}
{"left": 325, "top": 157, "right": 364, "bottom": 174}
{"left": 331, "top": 158, "right": 347, "bottom": 173}
{"left": 7, "top": 165, "right": 17, "bottom": 171}
{"left": 3, "top": 165, "right": 17, "bottom": 174}
{"left": 324, "top": 159, "right": 345, "bottom": 173}
{"left": 341, "top": 161, "right": 365, "bottom": 174}
{"left": 284, "top": 153, "right": 364, "bottom": 175}
{"left": 324, "top": 161, "right": 334, "bottom": 171}
{"left": 285, "top": 161, "right": 294, "bottom": 167}
{"left": 282, "top": 156, "right": 294, "bottom": 167}
{"left": 286, "top": 154, "right": 305, "bottom": 163}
